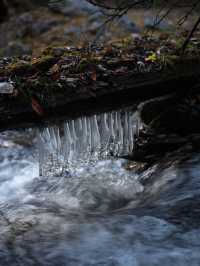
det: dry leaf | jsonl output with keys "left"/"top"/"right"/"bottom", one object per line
{"left": 49, "top": 64, "right": 60, "bottom": 80}
{"left": 91, "top": 70, "right": 97, "bottom": 81}
{"left": 31, "top": 98, "right": 44, "bottom": 116}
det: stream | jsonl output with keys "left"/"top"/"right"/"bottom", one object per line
{"left": 0, "top": 111, "right": 200, "bottom": 266}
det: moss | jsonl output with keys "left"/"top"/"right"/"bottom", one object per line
{"left": 6, "top": 60, "right": 33, "bottom": 76}
{"left": 77, "top": 57, "right": 99, "bottom": 72}
{"left": 31, "top": 55, "right": 58, "bottom": 71}
{"left": 0, "top": 48, "right": 4, "bottom": 58}
{"left": 1, "top": 40, "right": 200, "bottom": 109}
{"left": 42, "top": 46, "right": 66, "bottom": 57}
{"left": 162, "top": 54, "right": 200, "bottom": 74}
{"left": 161, "top": 55, "right": 179, "bottom": 69}
{"left": 109, "top": 36, "right": 134, "bottom": 49}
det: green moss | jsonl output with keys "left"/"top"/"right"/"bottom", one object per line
{"left": 0, "top": 48, "right": 4, "bottom": 58}
{"left": 31, "top": 55, "right": 57, "bottom": 71}
{"left": 77, "top": 57, "right": 99, "bottom": 72}
{"left": 161, "top": 55, "right": 179, "bottom": 69}
{"left": 162, "top": 54, "right": 200, "bottom": 74}
{"left": 6, "top": 61, "right": 33, "bottom": 76}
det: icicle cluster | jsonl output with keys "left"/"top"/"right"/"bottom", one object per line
{"left": 38, "top": 109, "right": 138, "bottom": 177}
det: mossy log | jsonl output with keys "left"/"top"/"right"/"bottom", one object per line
{"left": 0, "top": 45, "right": 200, "bottom": 131}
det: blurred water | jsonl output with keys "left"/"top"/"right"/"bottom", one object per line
{"left": 0, "top": 129, "right": 200, "bottom": 266}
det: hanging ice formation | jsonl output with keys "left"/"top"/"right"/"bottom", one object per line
{"left": 38, "top": 109, "right": 139, "bottom": 177}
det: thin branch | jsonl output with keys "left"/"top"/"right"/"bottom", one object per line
{"left": 181, "top": 15, "right": 200, "bottom": 53}
{"left": 177, "top": 0, "right": 200, "bottom": 26}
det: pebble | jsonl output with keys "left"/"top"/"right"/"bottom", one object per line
{"left": 0, "top": 82, "right": 14, "bottom": 94}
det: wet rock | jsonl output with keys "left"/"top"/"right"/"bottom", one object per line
{"left": 68, "top": 0, "right": 98, "bottom": 13}
{"left": 0, "top": 138, "right": 16, "bottom": 148}
{"left": 0, "top": 129, "right": 36, "bottom": 149}
{"left": 138, "top": 94, "right": 177, "bottom": 125}
{"left": 0, "top": 82, "right": 14, "bottom": 94}
{"left": 132, "top": 131, "right": 200, "bottom": 164}
{"left": 139, "top": 94, "right": 200, "bottom": 135}
{"left": 123, "top": 161, "right": 148, "bottom": 173}
{"left": 49, "top": 4, "right": 85, "bottom": 17}
{"left": 150, "top": 98, "right": 200, "bottom": 135}
{"left": 49, "top": 0, "right": 97, "bottom": 16}
{"left": 134, "top": 133, "right": 186, "bottom": 161}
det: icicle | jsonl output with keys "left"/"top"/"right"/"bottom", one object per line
{"left": 113, "top": 111, "right": 120, "bottom": 156}
{"left": 63, "top": 122, "right": 73, "bottom": 166}
{"left": 128, "top": 112, "right": 134, "bottom": 153}
{"left": 99, "top": 113, "right": 110, "bottom": 157}
{"left": 122, "top": 111, "right": 129, "bottom": 155}
{"left": 38, "top": 108, "right": 138, "bottom": 176}
{"left": 107, "top": 112, "right": 115, "bottom": 155}
{"left": 91, "top": 115, "right": 100, "bottom": 151}
{"left": 86, "top": 116, "right": 92, "bottom": 160}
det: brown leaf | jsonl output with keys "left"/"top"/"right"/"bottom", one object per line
{"left": 50, "top": 64, "right": 59, "bottom": 73}
{"left": 49, "top": 64, "right": 60, "bottom": 81}
{"left": 31, "top": 98, "right": 44, "bottom": 116}
{"left": 91, "top": 70, "right": 97, "bottom": 81}
{"left": 104, "top": 46, "right": 114, "bottom": 55}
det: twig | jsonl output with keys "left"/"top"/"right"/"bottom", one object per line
{"left": 181, "top": 15, "right": 200, "bottom": 53}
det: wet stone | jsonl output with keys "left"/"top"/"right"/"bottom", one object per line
{"left": 0, "top": 82, "right": 14, "bottom": 94}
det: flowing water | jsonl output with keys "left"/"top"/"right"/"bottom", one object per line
{"left": 0, "top": 110, "right": 200, "bottom": 266}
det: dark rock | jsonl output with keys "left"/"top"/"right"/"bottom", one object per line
{"left": 3, "top": 41, "right": 31, "bottom": 57}
{"left": 137, "top": 93, "right": 200, "bottom": 162}
{"left": 149, "top": 97, "right": 200, "bottom": 135}
{"left": 138, "top": 94, "right": 177, "bottom": 125}
{"left": 132, "top": 132, "right": 187, "bottom": 162}
{"left": 49, "top": 0, "right": 97, "bottom": 16}
{"left": 138, "top": 94, "right": 200, "bottom": 135}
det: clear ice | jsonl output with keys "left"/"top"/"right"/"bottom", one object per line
{"left": 38, "top": 109, "right": 139, "bottom": 177}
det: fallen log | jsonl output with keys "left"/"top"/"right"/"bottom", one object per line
{"left": 131, "top": 92, "right": 200, "bottom": 163}
{"left": 0, "top": 44, "right": 200, "bottom": 131}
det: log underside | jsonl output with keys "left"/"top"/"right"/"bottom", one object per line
{"left": 0, "top": 53, "right": 200, "bottom": 131}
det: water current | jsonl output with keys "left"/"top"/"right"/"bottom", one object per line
{"left": 0, "top": 112, "right": 200, "bottom": 266}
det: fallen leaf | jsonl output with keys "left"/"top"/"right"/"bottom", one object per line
{"left": 91, "top": 70, "right": 97, "bottom": 81}
{"left": 145, "top": 53, "right": 157, "bottom": 62}
{"left": 50, "top": 64, "right": 59, "bottom": 73}
{"left": 105, "top": 46, "right": 114, "bottom": 55}
{"left": 31, "top": 98, "right": 44, "bottom": 116}
{"left": 49, "top": 64, "right": 60, "bottom": 80}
